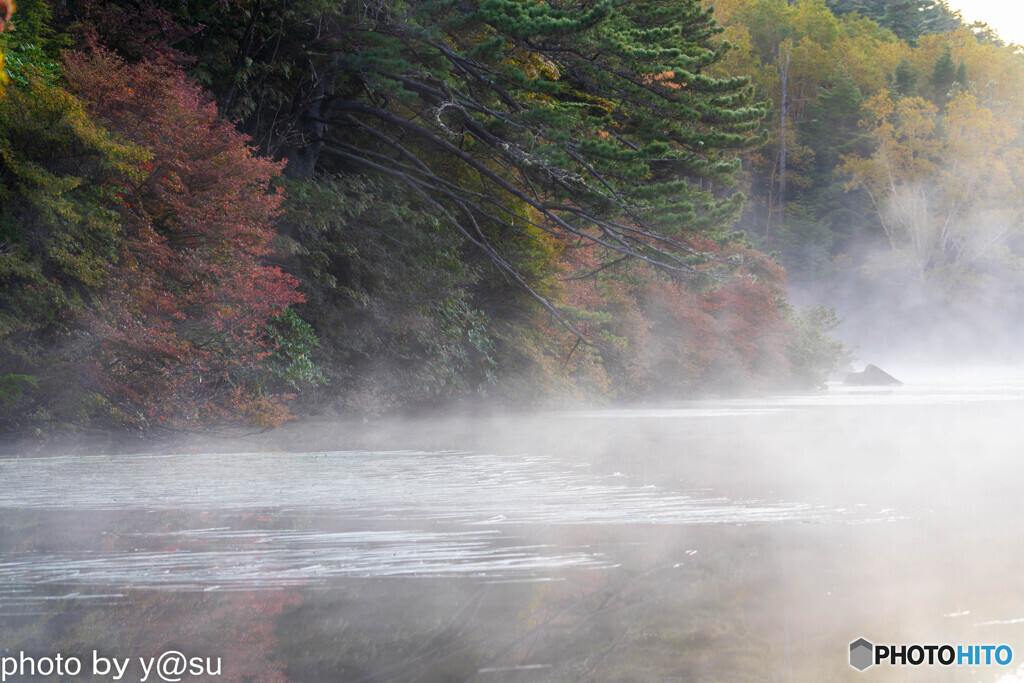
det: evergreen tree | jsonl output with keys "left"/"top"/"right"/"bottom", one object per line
{"left": 930, "top": 47, "right": 957, "bottom": 102}
{"left": 893, "top": 60, "right": 917, "bottom": 96}
{"left": 824, "top": 0, "right": 961, "bottom": 43}
{"left": 790, "top": 74, "right": 875, "bottom": 274}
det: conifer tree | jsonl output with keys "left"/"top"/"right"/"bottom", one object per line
{"left": 824, "top": 0, "right": 961, "bottom": 43}
{"left": 930, "top": 47, "right": 958, "bottom": 102}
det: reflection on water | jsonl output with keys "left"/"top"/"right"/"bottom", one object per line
{"left": 3, "top": 376, "right": 1024, "bottom": 680}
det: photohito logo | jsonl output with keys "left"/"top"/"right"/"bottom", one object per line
{"left": 849, "top": 638, "right": 1013, "bottom": 671}
{"left": 850, "top": 638, "right": 873, "bottom": 671}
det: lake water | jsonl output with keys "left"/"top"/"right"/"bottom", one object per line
{"left": 3, "top": 372, "right": 1024, "bottom": 681}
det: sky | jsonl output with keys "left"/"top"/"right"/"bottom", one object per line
{"left": 945, "top": 0, "right": 1024, "bottom": 45}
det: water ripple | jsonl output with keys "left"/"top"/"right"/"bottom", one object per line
{"left": 0, "top": 528, "right": 609, "bottom": 605}
{"left": 0, "top": 450, "right": 901, "bottom": 604}
{"left": 0, "top": 450, "right": 869, "bottom": 525}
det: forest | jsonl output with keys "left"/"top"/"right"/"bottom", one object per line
{"left": 0, "top": 0, "right": 1020, "bottom": 433}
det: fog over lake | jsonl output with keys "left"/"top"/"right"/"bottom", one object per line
{"left": 2, "top": 371, "right": 1024, "bottom": 680}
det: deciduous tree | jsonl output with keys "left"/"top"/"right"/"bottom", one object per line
{"left": 61, "top": 48, "right": 304, "bottom": 426}
{"left": 841, "top": 89, "right": 1024, "bottom": 289}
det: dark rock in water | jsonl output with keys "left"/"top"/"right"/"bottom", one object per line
{"left": 844, "top": 364, "right": 903, "bottom": 386}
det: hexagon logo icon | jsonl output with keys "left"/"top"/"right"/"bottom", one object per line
{"left": 850, "top": 638, "right": 874, "bottom": 671}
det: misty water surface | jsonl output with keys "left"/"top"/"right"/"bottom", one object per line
{"left": 3, "top": 372, "right": 1024, "bottom": 681}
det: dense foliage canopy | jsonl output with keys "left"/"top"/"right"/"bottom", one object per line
{"left": 2, "top": 0, "right": 919, "bottom": 432}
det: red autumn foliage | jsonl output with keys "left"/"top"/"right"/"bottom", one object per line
{"left": 72, "top": 1, "right": 198, "bottom": 64}
{"left": 0, "top": 0, "right": 11, "bottom": 32}
{"left": 558, "top": 233, "right": 792, "bottom": 396}
{"left": 62, "top": 48, "right": 302, "bottom": 427}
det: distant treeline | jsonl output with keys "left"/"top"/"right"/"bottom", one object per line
{"left": 716, "top": 0, "right": 1024, "bottom": 356}
{"left": 9, "top": 0, "right": 1010, "bottom": 432}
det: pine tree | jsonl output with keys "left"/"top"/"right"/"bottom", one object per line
{"left": 930, "top": 47, "right": 957, "bottom": 102}
{"left": 824, "top": 0, "right": 962, "bottom": 43}
{"left": 893, "top": 60, "right": 917, "bottom": 96}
